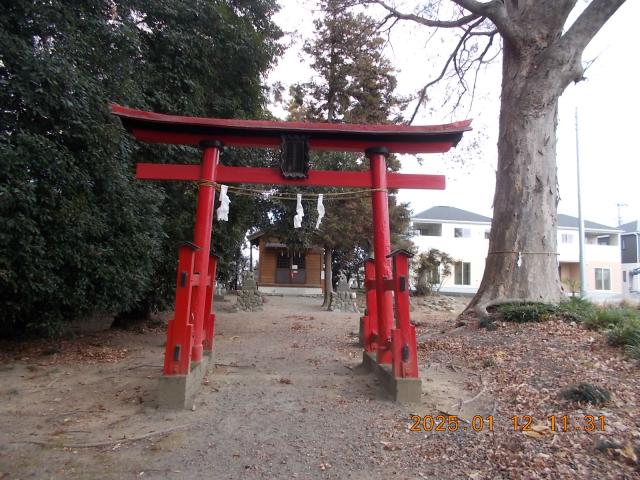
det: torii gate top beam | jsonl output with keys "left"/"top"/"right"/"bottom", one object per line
{"left": 111, "top": 104, "right": 472, "bottom": 154}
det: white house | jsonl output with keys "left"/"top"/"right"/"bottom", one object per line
{"left": 411, "top": 206, "right": 491, "bottom": 295}
{"left": 411, "top": 206, "right": 622, "bottom": 299}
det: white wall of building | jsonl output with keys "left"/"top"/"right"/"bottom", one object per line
{"left": 411, "top": 221, "right": 489, "bottom": 295}
{"left": 557, "top": 228, "right": 620, "bottom": 263}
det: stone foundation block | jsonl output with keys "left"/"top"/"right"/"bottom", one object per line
{"left": 362, "top": 351, "right": 422, "bottom": 403}
{"left": 157, "top": 351, "right": 212, "bottom": 410}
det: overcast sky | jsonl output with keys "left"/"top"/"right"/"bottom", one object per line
{"left": 268, "top": 1, "right": 639, "bottom": 228}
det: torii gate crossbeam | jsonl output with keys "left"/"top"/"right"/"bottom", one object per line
{"left": 136, "top": 163, "right": 446, "bottom": 190}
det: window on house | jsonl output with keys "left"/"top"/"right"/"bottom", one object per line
{"left": 622, "top": 238, "right": 627, "bottom": 250}
{"left": 484, "top": 230, "right": 491, "bottom": 240}
{"left": 597, "top": 236, "right": 610, "bottom": 245}
{"left": 454, "top": 228, "right": 471, "bottom": 238}
{"left": 454, "top": 262, "right": 471, "bottom": 285}
{"left": 595, "top": 268, "right": 611, "bottom": 291}
{"left": 419, "top": 224, "right": 442, "bottom": 236}
{"left": 561, "top": 233, "right": 574, "bottom": 244}
{"left": 623, "top": 271, "right": 627, "bottom": 283}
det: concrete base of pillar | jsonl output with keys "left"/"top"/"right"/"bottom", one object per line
{"left": 157, "top": 351, "right": 212, "bottom": 410}
{"left": 362, "top": 351, "right": 422, "bottom": 403}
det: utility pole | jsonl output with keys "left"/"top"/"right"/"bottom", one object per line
{"left": 575, "top": 108, "right": 587, "bottom": 298}
{"left": 616, "top": 203, "right": 628, "bottom": 227}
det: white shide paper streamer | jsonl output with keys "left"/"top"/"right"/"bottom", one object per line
{"left": 315, "top": 194, "right": 325, "bottom": 229}
{"left": 293, "top": 193, "right": 304, "bottom": 228}
{"left": 216, "top": 184, "right": 230, "bottom": 221}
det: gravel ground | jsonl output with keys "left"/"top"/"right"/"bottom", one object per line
{"left": 0, "top": 295, "right": 638, "bottom": 479}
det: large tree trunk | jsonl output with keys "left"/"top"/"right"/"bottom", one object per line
{"left": 466, "top": 41, "right": 564, "bottom": 316}
{"left": 322, "top": 246, "right": 333, "bottom": 308}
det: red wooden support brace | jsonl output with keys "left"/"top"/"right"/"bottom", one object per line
{"left": 163, "top": 242, "right": 199, "bottom": 375}
{"left": 388, "top": 250, "right": 419, "bottom": 378}
{"left": 362, "top": 259, "right": 378, "bottom": 352}
{"left": 203, "top": 254, "right": 219, "bottom": 353}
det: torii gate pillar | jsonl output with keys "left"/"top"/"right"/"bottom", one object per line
{"left": 367, "top": 147, "right": 394, "bottom": 364}
{"left": 157, "top": 141, "right": 222, "bottom": 409}
{"left": 191, "top": 141, "right": 221, "bottom": 362}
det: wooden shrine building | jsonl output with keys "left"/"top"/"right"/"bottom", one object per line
{"left": 248, "top": 232, "right": 324, "bottom": 295}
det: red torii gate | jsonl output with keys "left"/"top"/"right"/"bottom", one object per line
{"left": 111, "top": 103, "right": 471, "bottom": 406}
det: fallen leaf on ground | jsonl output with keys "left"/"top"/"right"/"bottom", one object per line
{"left": 523, "top": 423, "right": 554, "bottom": 439}
{"left": 618, "top": 443, "right": 638, "bottom": 464}
{"left": 381, "top": 441, "right": 402, "bottom": 451}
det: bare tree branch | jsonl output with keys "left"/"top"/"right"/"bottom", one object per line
{"left": 463, "top": 30, "right": 497, "bottom": 113}
{"left": 468, "top": 29, "right": 498, "bottom": 36}
{"left": 528, "top": 0, "right": 627, "bottom": 93}
{"left": 448, "top": 0, "right": 498, "bottom": 15}
{"left": 376, "top": 13, "right": 401, "bottom": 34}
{"left": 407, "top": 16, "right": 487, "bottom": 123}
{"left": 559, "top": 0, "right": 627, "bottom": 56}
{"left": 408, "top": 37, "right": 464, "bottom": 122}
{"left": 356, "top": 1, "right": 502, "bottom": 122}
{"left": 371, "top": 0, "right": 481, "bottom": 28}
{"left": 447, "top": 24, "right": 497, "bottom": 112}
{"left": 449, "top": 0, "right": 519, "bottom": 45}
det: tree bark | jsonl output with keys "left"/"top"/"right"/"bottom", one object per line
{"left": 322, "top": 245, "right": 333, "bottom": 308}
{"left": 466, "top": 40, "right": 564, "bottom": 316}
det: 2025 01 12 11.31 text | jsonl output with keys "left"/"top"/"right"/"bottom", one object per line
{"left": 409, "top": 415, "right": 494, "bottom": 432}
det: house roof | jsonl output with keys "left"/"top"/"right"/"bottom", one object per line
{"left": 412, "top": 206, "right": 492, "bottom": 224}
{"left": 411, "top": 206, "right": 620, "bottom": 233}
{"left": 557, "top": 214, "right": 620, "bottom": 233}
{"left": 620, "top": 220, "right": 640, "bottom": 234}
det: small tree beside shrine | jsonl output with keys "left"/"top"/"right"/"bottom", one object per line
{"left": 413, "top": 249, "right": 454, "bottom": 296}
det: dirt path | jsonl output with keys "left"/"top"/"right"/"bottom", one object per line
{"left": 0, "top": 295, "right": 638, "bottom": 479}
